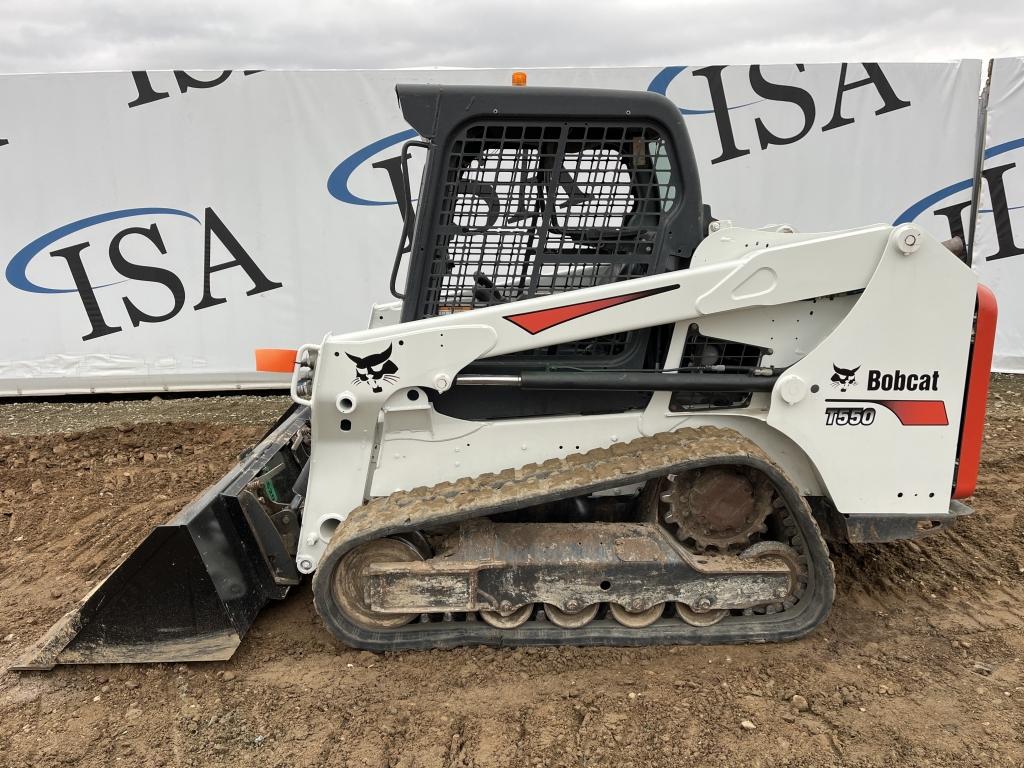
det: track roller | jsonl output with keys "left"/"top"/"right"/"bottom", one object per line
{"left": 544, "top": 603, "right": 599, "bottom": 628}
{"left": 675, "top": 603, "right": 728, "bottom": 626}
{"left": 608, "top": 602, "right": 665, "bottom": 628}
{"left": 480, "top": 605, "right": 533, "bottom": 628}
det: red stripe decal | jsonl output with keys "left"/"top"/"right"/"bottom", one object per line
{"left": 504, "top": 285, "right": 678, "bottom": 335}
{"left": 875, "top": 399, "right": 948, "bottom": 426}
{"left": 953, "top": 285, "right": 998, "bottom": 499}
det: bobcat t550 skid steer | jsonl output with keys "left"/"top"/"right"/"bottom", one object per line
{"left": 15, "top": 81, "right": 997, "bottom": 669}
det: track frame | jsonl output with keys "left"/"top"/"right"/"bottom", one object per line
{"left": 312, "top": 428, "right": 835, "bottom": 650}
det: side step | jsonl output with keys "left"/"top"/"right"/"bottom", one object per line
{"left": 11, "top": 406, "right": 310, "bottom": 671}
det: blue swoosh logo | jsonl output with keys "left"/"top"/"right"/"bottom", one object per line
{"left": 327, "top": 129, "right": 418, "bottom": 205}
{"left": 646, "top": 66, "right": 764, "bottom": 115}
{"left": 7, "top": 207, "right": 200, "bottom": 294}
{"left": 984, "top": 136, "right": 1024, "bottom": 160}
{"left": 893, "top": 137, "right": 1024, "bottom": 225}
{"left": 892, "top": 179, "right": 974, "bottom": 225}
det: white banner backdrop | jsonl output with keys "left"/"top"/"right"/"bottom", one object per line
{"left": 0, "top": 62, "right": 983, "bottom": 395}
{"left": 973, "top": 58, "right": 1024, "bottom": 372}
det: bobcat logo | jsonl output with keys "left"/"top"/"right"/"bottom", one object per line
{"left": 346, "top": 343, "right": 399, "bottom": 393}
{"left": 831, "top": 364, "right": 860, "bottom": 393}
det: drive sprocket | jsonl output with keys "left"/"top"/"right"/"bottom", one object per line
{"left": 660, "top": 467, "right": 774, "bottom": 550}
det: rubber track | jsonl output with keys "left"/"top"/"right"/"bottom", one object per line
{"left": 312, "top": 427, "right": 835, "bottom": 650}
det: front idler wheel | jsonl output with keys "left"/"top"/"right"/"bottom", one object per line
{"left": 330, "top": 538, "right": 425, "bottom": 630}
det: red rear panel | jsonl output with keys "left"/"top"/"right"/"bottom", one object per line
{"left": 952, "top": 285, "right": 998, "bottom": 499}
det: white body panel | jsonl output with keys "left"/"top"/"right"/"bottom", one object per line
{"left": 292, "top": 223, "right": 978, "bottom": 572}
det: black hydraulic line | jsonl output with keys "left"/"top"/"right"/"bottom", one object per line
{"left": 518, "top": 370, "right": 779, "bottom": 392}
{"left": 292, "top": 460, "right": 311, "bottom": 497}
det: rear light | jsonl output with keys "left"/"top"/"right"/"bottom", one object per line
{"left": 952, "top": 284, "right": 998, "bottom": 499}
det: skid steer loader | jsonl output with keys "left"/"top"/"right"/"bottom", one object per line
{"left": 14, "top": 80, "right": 997, "bottom": 669}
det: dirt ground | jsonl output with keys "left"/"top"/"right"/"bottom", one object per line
{"left": 0, "top": 382, "right": 1022, "bottom": 768}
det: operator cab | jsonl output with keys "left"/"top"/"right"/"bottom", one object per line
{"left": 388, "top": 82, "right": 715, "bottom": 418}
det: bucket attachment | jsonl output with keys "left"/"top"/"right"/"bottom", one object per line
{"left": 11, "top": 406, "right": 310, "bottom": 670}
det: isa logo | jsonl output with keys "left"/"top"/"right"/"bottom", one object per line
{"left": 647, "top": 63, "right": 910, "bottom": 164}
{"left": 5, "top": 207, "right": 282, "bottom": 341}
{"left": 327, "top": 129, "right": 419, "bottom": 207}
